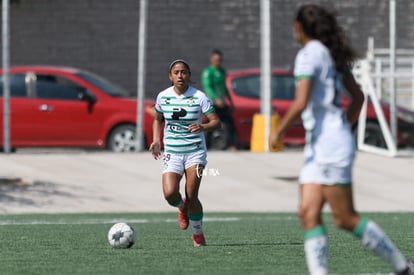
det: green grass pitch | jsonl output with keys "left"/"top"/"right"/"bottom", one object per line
{"left": 0, "top": 212, "right": 413, "bottom": 275}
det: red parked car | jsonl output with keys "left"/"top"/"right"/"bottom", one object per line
{"left": 206, "top": 68, "right": 414, "bottom": 149}
{"left": 0, "top": 66, "right": 153, "bottom": 152}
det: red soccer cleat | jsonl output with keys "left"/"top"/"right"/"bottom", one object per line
{"left": 178, "top": 199, "right": 189, "bottom": 230}
{"left": 192, "top": 234, "right": 206, "bottom": 247}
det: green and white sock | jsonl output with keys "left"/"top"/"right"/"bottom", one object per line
{"left": 354, "top": 217, "right": 407, "bottom": 272}
{"left": 168, "top": 197, "right": 184, "bottom": 210}
{"left": 304, "top": 225, "right": 329, "bottom": 275}
{"left": 189, "top": 213, "right": 203, "bottom": 235}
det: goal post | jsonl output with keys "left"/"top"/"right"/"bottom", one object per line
{"left": 353, "top": 60, "right": 397, "bottom": 157}
{"left": 353, "top": 43, "right": 414, "bottom": 157}
{"left": 353, "top": 0, "right": 414, "bottom": 158}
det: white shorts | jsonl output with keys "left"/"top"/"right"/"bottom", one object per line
{"left": 299, "top": 156, "right": 353, "bottom": 185}
{"left": 162, "top": 150, "right": 207, "bottom": 175}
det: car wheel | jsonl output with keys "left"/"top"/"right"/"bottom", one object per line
{"left": 206, "top": 122, "right": 230, "bottom": 150}
{"left": 354, "top": 121, "right": 387, "bottom": 149}
{"left": 107, "top": 124, "right": 145, "bottom": 152}
{"left": 0, "top": 148, "right": 16, "bottom": 153}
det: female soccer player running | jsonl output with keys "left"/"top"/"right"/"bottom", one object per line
{"left": 269, "top": 4, "right": 413, "bottom": 275}
{"left": 150, "top": 60, "right": 220, "bottom": 247}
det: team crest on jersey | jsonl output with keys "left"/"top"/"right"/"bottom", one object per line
{"left": 164, "top": 98, "right": 171, "bottom": 104}
{"left": 187, "top": 97, "right": 195, "bottom": 106}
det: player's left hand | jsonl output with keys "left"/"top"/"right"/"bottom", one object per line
{"left": 189, "top": 123, "right": 204, "bottom": 133}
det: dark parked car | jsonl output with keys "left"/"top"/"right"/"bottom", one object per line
{"left": 0, "top": 66, "right": 153, "bottom": 152}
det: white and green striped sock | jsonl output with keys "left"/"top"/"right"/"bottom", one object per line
{"left": 354, "top": 217, "right": 407, "bottom": 273}
{"left": 189, "top": 213, "right": 203, "bottom": 235}
{"left": 304, "top": 225, "right": 329, "bottom": 275}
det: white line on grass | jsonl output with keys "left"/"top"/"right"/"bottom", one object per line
{"left": 0, "top": 217, "right": 239, "bottom": 226}
{"left": 0, "top": 215, "right": 298, "bottom": 226}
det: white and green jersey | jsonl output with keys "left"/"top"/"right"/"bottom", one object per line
{"left": 155, "top": 86, "right": 214, "bottom": 154}
{"left": 294, "top": 40, "right": 355, "bottom": 166}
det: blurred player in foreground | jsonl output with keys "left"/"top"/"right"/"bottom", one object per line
{"left": 269, "top": 4, "right": 414, "bottom": 275}
{"left": 150, "top": 60, "right": 220, "bottom": 247}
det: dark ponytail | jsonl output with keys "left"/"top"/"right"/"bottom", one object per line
{"left": 296, "top": 4, "right": 358, "bottom": 73}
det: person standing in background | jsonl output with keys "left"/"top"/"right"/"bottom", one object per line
{"left": 202, "top": 49, "right": 238, "bottom": 151}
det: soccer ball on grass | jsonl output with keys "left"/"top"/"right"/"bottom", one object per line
{"left": 107, "top": 222, "right": 135, "bottom": 248}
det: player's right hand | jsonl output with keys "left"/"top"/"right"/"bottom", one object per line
{"left": 269, "top": 131, "right": 284, "bottom": 152}
{"left": 149, "top": 142, "right": 161, "bottom": 160}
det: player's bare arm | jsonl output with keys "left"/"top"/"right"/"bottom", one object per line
{"left": 189, "top": 112, "right": 220, "bottom": 133}
{"left": 269, "top": 78, "right": 312, "bottom": 150}
{"left": 149, "top": 111, "right": 163, "bottom": 160}
{"left": 343, "top": 73, "right": 364, "bottom": 124}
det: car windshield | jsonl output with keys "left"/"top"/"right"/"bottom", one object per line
{"left": 231, "top": 75, "right": 296, "bottom": 100}
{"left": 76, "top": 71, "right": 129, "bottom": 97}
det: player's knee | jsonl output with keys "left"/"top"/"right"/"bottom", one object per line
{"left": 162, "top": 182, "right": 180, "bottom": 202}
{"left": 163, "top": 190, "right": 178, "bottom": 202}
{"left": 299, "top": 205, "right": 321, "bottom": 229}
{"left": 164, "top": 194, "right": 174, "bottom": 202}
{"left": 299, "top": 204, "right": 313, "bottom": 221}
{"left": 298, "top": 206, "right": 306, "bottom": 222}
